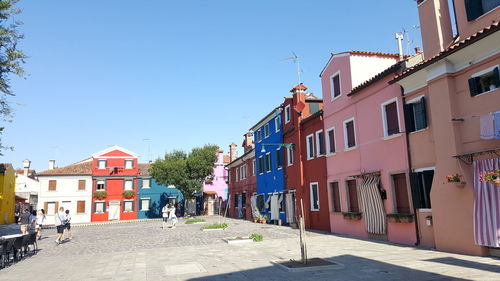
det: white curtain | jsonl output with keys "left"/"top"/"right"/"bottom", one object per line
{"left": 285, "top": 193, "right": 295, "bottom": 223}
{"left": 358, "top": 175, "right": 386, "bottom": 234}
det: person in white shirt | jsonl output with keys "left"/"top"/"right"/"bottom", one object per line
{"left": 168, "top": 204, "right": 178, "bottom": 228}
{"left": 64, "top": 209, "right": 72, "bottom": 240}
{"left": 54, "top": 207, "right": 66, "bottom": 245}
{"left": 36, "top": 209, "right": 46, "bottom": 240}
{"left": 161, "top": 204, "right": 169, "bottom": 229}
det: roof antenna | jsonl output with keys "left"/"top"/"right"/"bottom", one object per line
{"left": 282, "top": 52, "right": 303, "bottom": 85}
{"left": 395, "top": 32, "right": 404, "bottom": 60}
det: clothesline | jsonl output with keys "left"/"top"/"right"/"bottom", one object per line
{"left": 452, "top": 111, "right": 500, "bottom": 122}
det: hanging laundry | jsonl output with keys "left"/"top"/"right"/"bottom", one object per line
{"left": 270, "top": 194, "right": 279, "bottom": 220}
{"left": 480, "top": 114, "right": 494, "bottom": 139}
{"left": 494, "top": 112, "right": 500, "bottom": 139}
{"left": 285, "top": 193, "right": 295, "bottom": 223}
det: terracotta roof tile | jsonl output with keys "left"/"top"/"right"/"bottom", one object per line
{"left": 223, "top": 155, "right": 231, "bottom": 164}
{"left": 139, "top": 163, "right": 151, "bottom": 176}
{"left": 392, "top": 22, "right": 499, "bottom": 82}
{"left": 38, "top": 160, "right": 92, "bottom": 176}
{"left": 334, "top": 50, "right": 405, "bottom": 58}
{"left": 15, "top": 169, "right": 36, "bottom": 175}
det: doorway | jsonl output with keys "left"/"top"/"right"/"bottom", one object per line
{"left": 108, "top": 200, "right": 120, "bottom": 220}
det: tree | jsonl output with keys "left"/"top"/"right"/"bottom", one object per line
{"left": 0, "top": 0, "right": 26, "bottom": 155}
{"left": 150, "top": 144, "right": 218, "bottom": 197}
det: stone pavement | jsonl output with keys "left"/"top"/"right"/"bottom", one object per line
{"left": 0, "top": 216, "right": 499, "bottom": 280}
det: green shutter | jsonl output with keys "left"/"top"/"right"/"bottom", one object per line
{"left": 469, "top": 77, "right": 479, "bottom": 97}
{"left": 492, "top": 67, "right": 500, "bottom": 87}
{"left": 422, "top": 170, "right": 435, "bottom": 209}
{"left": 404, "top": 103, "right": 415, "bottom": 133}
{"left": 465, "top": 0, "right": 483, "bottom": 21}
{"left": 419, "top": 97, "right": 428, "bottom": 129}
{"left": 409, "top": 172, "right": 422, "bottom": 209}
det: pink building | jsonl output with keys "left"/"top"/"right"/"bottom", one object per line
{"left": 202, "top": 150, "right": 230, "bottom": 200}
{"left": 321, "top": 51, "right": 422, "bottom": 245}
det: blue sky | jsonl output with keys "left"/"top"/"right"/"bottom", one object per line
{"left": 2, "top": 0, "right": 421, "bottom": 171}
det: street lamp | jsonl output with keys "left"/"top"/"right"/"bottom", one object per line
{"left": 260, "top": 143, "right": 294, "bottom": 153}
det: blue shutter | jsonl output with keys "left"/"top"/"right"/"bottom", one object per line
{"left": 465, "top": 0, "right": 483, "bottom": 21}
{"left": 468, "top": 77, "right": 479, "bottom": 96}
{"left": 492, "top": 67, "right": 500, "bottom": 87}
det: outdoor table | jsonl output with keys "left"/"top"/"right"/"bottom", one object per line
{"left": 1, "top": 234, "right": 23, "bottom": 239}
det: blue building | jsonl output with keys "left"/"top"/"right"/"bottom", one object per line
{"left": 137, "top": 163, "right": 184, "bottom": 219}
{"left": 250, "top": 107, "right": 286, "bottom": 223}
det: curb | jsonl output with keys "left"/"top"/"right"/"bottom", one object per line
{"left": 41, "top": 218, "right": 164, "bottom": 229}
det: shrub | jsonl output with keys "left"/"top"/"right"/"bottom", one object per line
{"left": 201, "top": 223, "right": 228, "bottom": 230}
{"left": 249, "top": 233, "right": 263, "bottom": 242}
{"left": 185, "top": 218, "right": 205, "bottom": 224}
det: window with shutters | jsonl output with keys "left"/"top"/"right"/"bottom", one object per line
{"left": 48, "top": 180, "right": 57, "bottom": 191}
{"left": 124, "top": 159, "right": 134, "bottom": 169}
{"left": 409, "top": 170, "right": 434, "bottom": 209}
{"left": 285, "top": 105, "right": 291, "bottom": 123}
{"left": 77, "top": 201, "right": 86, "bottom": 214}
{"left": 265, "top": 153, "right": 271, "bottom": 173}
{"left": 46, "top": 202, "right": 56, "bottom": 215}
{"left": 392, "top": 173, "right": 411, "bottom": 214}
{"left": 468, "top": 65, "right": 499, "bottom": 97}
{"left": 330, "top": 182, "right": 341, "bottom": 213}
{"left": 264, "top": 123, "right": 270, "bottom": 138}
{"left": 124, "top": 179, "right": 133, "bottom": 190}
{"left": 96, "top": 180, "right": 106, "bottom": 191}
{"left": 306, "top": 134, "right": 315, "bottom": 160}
{"left": 287, "top": 147, "right": 294, "bottom": 166}
{"left": 465, "top": 0, "right": 499, "bottom": 21}
{"left": 381, "top": 98, "right": 400, "bottom": 137}
{"left": 78, "top": 180, "right": 86, "bottom": 191}
{"left": 310, "top": 183, "right": 320, "bottom": 211}
{"left": 94, "top": 201, "right": 105, "bottom": 213}
{"left": 258, "top": 156, "right": 264, "bottom": 174}
{"left": 343, "top": 118, "right": 356, "bottom": 150}
{"left": 404, "top": 96, "right": 428, "bottom": 133}
{"left": 326, "top": 127, "right": 336, "bottom": 154}
{"left": 98, "top": 160, "right": 107, "bottom": 169}
{"left": 123, "top": 200, "right": 134, "bottom": 212}
{"left": 276, "top": 148, "right": 283, "bottom": 169}
{"left": 256, "top": 129, "right": 262, "bottom": 142}
{"left": 141, "top": 198, "right": 150, "bottom": 211}
{"left": 330, "top": 72, "right": 341, "bottom": 100}
{"left": 315, "top": 130, "right": 325, "bottom": 156}
{"left": 142, "top": 178, "right": 150, "bottom": 189}
{"left": 346, "top": 180, "right": 359, "bottom": 212}
{"left": 275, "top": 116, "right": 281, "bottom": 132}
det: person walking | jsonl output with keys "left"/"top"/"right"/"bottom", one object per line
{"left": 64, "top": 209, "right": 72, "bottom": 240}
{"left": 18, "top": 209, "right": 31, "bottom": 234}
{"left": 54, "top": 207, "right": 66, "bottom": 245}
{"left": 168, "top": 204, "right": 178, "bottom": 229}
{"left": 36, "top": 209, "right": 46, "bottom": 240}
{"left": 29, "top": 210, "right": 37, "bottom": 233}
{"left": 161, "top": 203, "right": 169, "bottom": 229}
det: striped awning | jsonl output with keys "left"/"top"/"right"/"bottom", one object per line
{"left": 358, "top": 175, "right": 386, "bottom": 234}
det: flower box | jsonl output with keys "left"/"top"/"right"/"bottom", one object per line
{"left": 122, "top": 191, "right": 135, "bottom": 198}
{"left": 342, "top": 212, "right": 362, "bottom": 221}
{"left": 386, "top": 213, "right": 414, "bottom": 223}
{"left": 93, "top": 191, "right": 108, "bottom": 199}
{"left": 480, "top": 169, "right": 500, "bottom": 187}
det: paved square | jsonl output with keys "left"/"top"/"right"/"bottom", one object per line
{"left": 0, "top": 216, "right": 499, "bottom": 280}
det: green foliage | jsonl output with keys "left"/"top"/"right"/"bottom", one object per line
{"left": 250, "top": 233, "right": 263, "bottom": 242}
{"left": 93, "top": 191, "right": 108, "bottom": 199}
{"left": 386, "top": 213, "right": 413, "bottom": 218}
{"left": 185, "top": 218, "right": 205, "bottom": 224}
{"left": 341, "top": 212, "right": 362, "bottom": 218}
{"left": 122, "top": 191, "right": 135, "bottom": 198}
{"left": 0, "top": 0, "right": 27, "bottom": 155}
{"left": 201, "top": 223, "right": 228, "bottom": 230}
{"left": 151, "top": 145, "right": 218, "bottom": 197}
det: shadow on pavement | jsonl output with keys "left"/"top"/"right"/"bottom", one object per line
{"left": 187, "top": 254, "right": 473, "bottom": 281}
{"left": 424, "top": 257, "right": 500, "bottom": 274}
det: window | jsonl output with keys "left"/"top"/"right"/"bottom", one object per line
{"left": 410, "top": 170, "right": 434, "bottom": 209}
{"left": 124, "top": 160, "right": 134, "bottom": 169}
{"left": 330, "top": 72, "right": 341, "bottom": 100}
{"left": 344, "top": 118, "right": 356, "bottom": 149}
{"left": 404, "top": 96, "right": 428, "bottom": 133}
{"left": 315, "top": 130, "right": 325, "bottom": 156}
{"left": 276, "top": 148, "right": 283, "bottom": 169}
{"left": 94, "top": 202, "right": 106, "bottom": 213}
{"left": 77, "top": 201, "right": 86, "bottom": 214}
{"left": 241, "top": 193, "right": 246, "bottom": 207}
{"left": 252, "top": 159, "right": 256, "bottom": 176}
{"left": 124, "top": 179, "right": 133, "bottom": 190}
{"left": 310, "top": 183, "right": 319, "bottom": 211}
{"left": 275, "top": 116, "right": 281, "bottom": 132}
{"left": 382, "top": 99, "right": 400, "bottom": 137}
{"left": 330, "top": 182, "right": 341, "bottom": 213}
{"left": 256, "top": 129, "right": 262, "bottom": 142}
{"left": 468, "top": 66, "right": 499, "bottom": 96}
{"left": 141, "top": 198, "right": 150, "bottom": 211}
{"left": 48, "top": 180, "right": 57, "bottom": 191}
{"left": 279, "top": 193, "right": 285, "bottom": 212}
{"left": 306, "top": 134, "right": 315, "bottom": 160}
{"left": 287, "top": 147, "right": 293, "bottom": 166}
{"left": 78, "top": 180, "right": 86, "bottom": 191}
{"left": 96, "top": 180, "right": 106, "bottom": 191}
{"left": 258, "top": 156, "right": 264, "bottom": 174}
{"left": 465, "top": 0, "right": 500, "bottom": 21}
{"left": 392, "top": 173, "right": 410, "bottom": 214}
{"left": 98, "top": 160, "right": 107, "bottom": 169}
{"left": 236, "top": 167, "right": 239, "bottom": 181}
{"left": 265, "top": 153, "right": 271, "bottom": 173}
{"left": 46, "top": 202, "right": 56, "bottom": 215}
{"left": 309, "top": 102, "right": 320, "bottom": 114}
{"left": 264, "top": 123, "right": 270, "bottom": 138}
{"left": 234, "top": 194, "right": 239, "bottom": 208}
{"left": 347, "top": 180, "right": 359, "bottom": 212}
{"left": 326, "top": 127, "right": 336, "bottom": 154}
{"left": 142, "top": 178, "right": 150, "bottom": 188}
{"left": 285, "top": 105, "right": 291, "bottom": 123}
{"left": 123, "top": 200, "right": 134, "bottom": 212}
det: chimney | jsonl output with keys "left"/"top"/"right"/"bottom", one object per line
{"left": 22, "top": 159, "right": 31, "bottom": 177}
{"left": 229, "top": 143, "right": 238, "bottom": 162}
{"left": 395, "top": 33, "right": 404, "bottom": 60}
{"left": 243, "top": 132, "right": 254, "bottom": 153}
{"left": 48, "top": 160, "right": 55, "bottom": 170}
{"left": 417, "top": 0, "right": 453, "bottom": 59}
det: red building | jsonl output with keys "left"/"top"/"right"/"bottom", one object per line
{"left": 283, "top": 84, "right": 330, "bottom": 231}
{"left": 227, "top": 133, "right": 256, "bottom": 219}
{"left": 90, "top": 146, "right": 140, "bottom": 222}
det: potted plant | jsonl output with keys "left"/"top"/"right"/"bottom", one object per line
{"left": 93, "top": 191, "right": 108, "bottom": 199}
{"left": 122, "top": 191, "right": 135, "bottom": 198}
{"left": 386, "top": 213, "right": 414, "bottom": 223}
{"left": 260, "top": 215, "right": 268, "bottom": 224}
{"left": 205, "top": 176, "right": 214, "bottom": 184}
{"left": 342, "top": 212, "right": 362, "bottom": 221}
{"left": 480, "top": 169, "right": 500, "bottom": 187}
{"left": 446, "top": 173, "right": 465, "bottom": 187}
{"left": 252, "top": 217, "right": 259, "bottom": 223}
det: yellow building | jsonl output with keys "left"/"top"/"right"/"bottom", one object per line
{"left": 0, "top": 163, "right": 15, "bottom": 224}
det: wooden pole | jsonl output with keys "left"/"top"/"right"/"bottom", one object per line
{"left": 300, "top": 199, "right": 307, "bottom": 265}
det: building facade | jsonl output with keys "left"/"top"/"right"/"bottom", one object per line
{"left": 202, "top": 150, "right": 229, "bottom": 200}
{"left": 0, "top": 163, "right": 15, "bottom": 224}
{"left": 14, "top": 159, "right": 40, "bottom": 209}
{"left": 393, "top": 0, "right": 500, "bottom": 255}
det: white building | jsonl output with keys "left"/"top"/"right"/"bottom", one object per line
{"left": 37, "top": 159, "right": 93, "bottom": 224}
{"left": 15, "top": 159, "right": 41, "bottom": 208}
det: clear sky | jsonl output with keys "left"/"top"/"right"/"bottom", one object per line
{"left": 2, "top": 0, "right": 422, "bottom": 171}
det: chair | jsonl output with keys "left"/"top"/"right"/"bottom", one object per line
{"left": 21, "top": 234, "right": 31, "bottom": 257}
{"left": 0, "top": 240, "right": 3, "bottom": 268}
{"left": 26, "top": 233, "right": 37, "bottom": 255}
{"left": 1, "top": 238, "right": 15, "bottom": 267}
{"left": 12, "top": 235, "right": 25, "bottom": 261}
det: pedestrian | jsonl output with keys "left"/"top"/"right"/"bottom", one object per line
{"left": 18, "top": 209, "right": 31, "bottom": 234}
{"left": 14, "top": 205, "right": 20, "bottom": 225}
{"left": 54, "top": 207, "right": 66, "bottom": 245}
{"left": 168, "top": 204, "right": 178, "bottom": 228}
{"left": 30, "top": 210, "right": 37, "bottom": 233}
{"left": 64, "top": 209, "right": 72, "bottom": 240}
{"left": 161, "top": 203, "right": 169, "bottom": 229}
{"left": 36, "top": 209, "right": 46, "bottom": 240}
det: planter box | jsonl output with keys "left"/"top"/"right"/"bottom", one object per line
{"left": 222, "top": 237, "right": 253, "bottom": 244}
{"left": 201, "top": 228, "right": 226, "bottom": 232}
{"left": 448, "top": 181, "right": 466, "bottom": 188}
{"left": 342, "top": 213, "right": 362, "bottom": 221}
{"left": 387, "top": 214, "right": 414, "bottom": 223}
